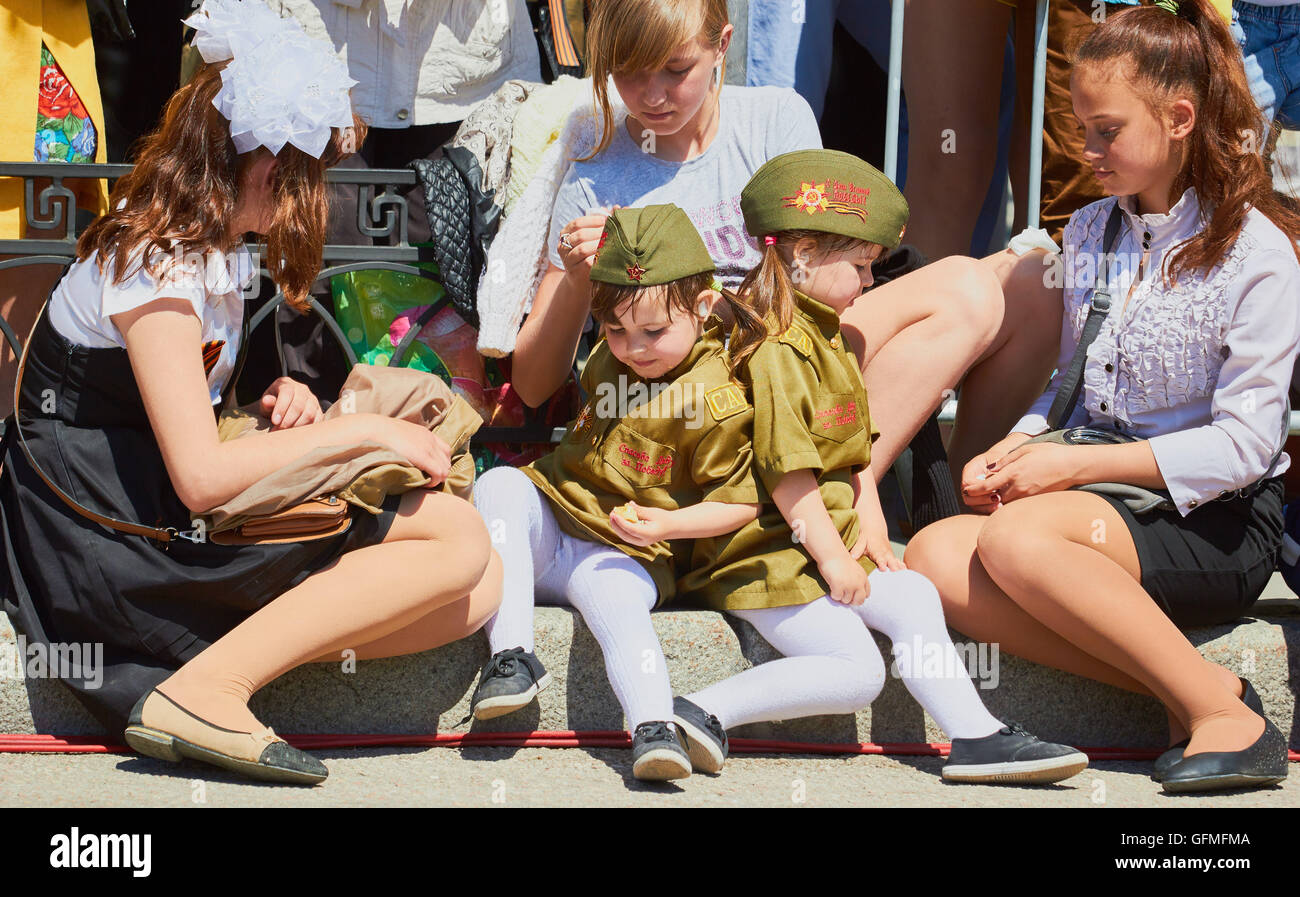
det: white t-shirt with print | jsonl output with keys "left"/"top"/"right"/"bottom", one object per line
{"left": 547, "top": 85, "right": 823, "bottom": 290}
{"left": 48, "top": 243, "right": 254, "bottom": 405}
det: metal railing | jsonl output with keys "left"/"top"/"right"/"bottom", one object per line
{"left": 0, "top": 161, "right": 561, "bottom": 444}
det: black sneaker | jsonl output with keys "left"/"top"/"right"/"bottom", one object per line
{"left": 673, "top": 696, "right": 729, "bottom": 774}
{"left": 631, "top": 722, "right": 691, "bottom": 781}
{"left": 942, "top": 722, "right": 1089, "bottom": 785}
{"left": 470, "top": 647, "right": 551, "bottom": 720}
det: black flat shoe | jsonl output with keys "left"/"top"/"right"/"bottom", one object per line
{"left": 1161, "top": 716, "right": 1288, "bottom": 794}
{"left": 1153, "top": 678, "right": 1265, "bottom": 782}
{"left": 124, "top": 689, "right": 328, "bottom": 785}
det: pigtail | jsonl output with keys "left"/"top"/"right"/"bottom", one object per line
{"left": 720, "top": 285, "right": 768, "bottom": 380}
{"left": 733, "top": 237, "right": 800, "bottom": 350}
{"left": 1167, "top": 0, "right": 1299, "bottom": 280}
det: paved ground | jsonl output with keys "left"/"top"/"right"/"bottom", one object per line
{"left": 2, "top": 748, "right": 1296, "bottom": 808}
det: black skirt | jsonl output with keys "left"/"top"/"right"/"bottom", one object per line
{"left": 1096, "top": 476, "right": 1285, "bottom": 629}
{"left": 0, "top": 311, "right": 400, "bottom": 732}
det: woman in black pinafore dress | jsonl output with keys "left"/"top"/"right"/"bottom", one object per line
{"left": 0, "top": 58, "right": 500, "bottom": 785}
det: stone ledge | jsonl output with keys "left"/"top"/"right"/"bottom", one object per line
{"left": 3, "top": 608, "right": 1297, "bottom": 751}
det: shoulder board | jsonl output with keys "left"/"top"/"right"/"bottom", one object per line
{"left": 704, "top": 383, "right": 749, "bottom": 422}
{"left": 777, "top": 325, "right": 814, "bottom": 358}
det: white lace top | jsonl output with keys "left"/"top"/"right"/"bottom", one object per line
{"left": 1011, "top": 187, "right": 1300, "bottom": 515}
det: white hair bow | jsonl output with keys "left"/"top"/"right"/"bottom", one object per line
{"left": 183, "top": 0, "right": 357, "bottom": 159}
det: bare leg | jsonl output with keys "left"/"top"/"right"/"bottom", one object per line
{"left": 945, "top": 247, "right": 1062, "bottom": 480}
{"left": 901, "top": 0, "right": 1013, "bottom": 260}
{"left": 839, "top": 256, "right": 1003, "bottom": 479}
{"left": 157, "top": 490, "right": 496, "bottom": 733}
{"left": 307, "top": 548, "right": 503, "bottom": 663}
{"left": 967, "top": 492, "right": 1261, "bottom": 756}
{"left": 906, "top": 508, "right": 1246, "bottom": 747}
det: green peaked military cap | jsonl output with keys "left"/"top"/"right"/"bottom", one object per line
{"left": 741, "top": 149, "right": 910, "bottom": 249}
{"left": 590, "top": 204, "right": 715, "bottom": 287}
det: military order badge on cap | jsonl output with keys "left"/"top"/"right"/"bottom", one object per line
{"left": 590, "top": 204, "right": 715, "bottom": 287}
{"left": 741, "top": 150, "right": 909, "bottom": 250}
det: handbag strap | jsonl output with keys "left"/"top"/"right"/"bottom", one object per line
{"left": 1042, "top": 201, "right": 1290, "bottom": 498}
{"left": 12, "top": 300, "right": 183, "bottom": 543}
{"left": 1047, "top": 202, "right": 1125, "bottom": 430}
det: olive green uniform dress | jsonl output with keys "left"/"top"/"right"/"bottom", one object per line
{"left": 522, "top": 321, "right": 760, "bottom": 605}
{"left": 680, "top": 291, "right": 880, "bottom": 610}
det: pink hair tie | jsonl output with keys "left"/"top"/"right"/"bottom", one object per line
{"left": 764, "top": 235, "right": 777, "bottom": 246}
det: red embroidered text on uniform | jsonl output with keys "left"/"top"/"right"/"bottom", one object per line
{"left": 619, "top": 442, "right": 674, "bottom": 475}
{"left": 814, "top": 401, "right": 858, "bottom": 430}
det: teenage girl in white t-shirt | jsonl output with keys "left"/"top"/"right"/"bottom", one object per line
{"left": 480, "top": 0, "right": 1015, "bottom": 710}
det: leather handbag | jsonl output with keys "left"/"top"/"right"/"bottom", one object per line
{"left": 9, "top": 301, "right": 352, "bottom": 548}
{"left": 1027, "top": 203, "right": 1287, "bottom": 514}
{"left": 1022, "top": 426, "right": 1176, "bottom": 514}
{"left": 207, "top": 495, "right": 349, "bottom": 546}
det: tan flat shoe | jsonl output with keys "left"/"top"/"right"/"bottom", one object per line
{"left": 124, "top": 689, "right": 327, "bottom": 785}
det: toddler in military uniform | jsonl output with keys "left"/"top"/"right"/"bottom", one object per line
{"left": 669, "top": 150, "right": 1090, "bottom": 785}
{"left": 470, "top": 205, "right": 770, "bottom": 781}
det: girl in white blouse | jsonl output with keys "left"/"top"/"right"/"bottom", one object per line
{"left": 906, "top": 0, "right": 1300, "bottom": 794}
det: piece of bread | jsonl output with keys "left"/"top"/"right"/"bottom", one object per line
{"left": 613, "top": 503, "right": 640, "bottom": 524}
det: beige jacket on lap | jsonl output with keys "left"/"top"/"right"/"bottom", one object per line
{"left": 208, "top": 364, "right": 481, "bottom": 532}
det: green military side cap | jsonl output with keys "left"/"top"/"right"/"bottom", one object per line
{"left": 741, "top": 149, "right": 909, "bottom": 249}
{"left": 590, "top": 204, "right": 715, "bottom": 287}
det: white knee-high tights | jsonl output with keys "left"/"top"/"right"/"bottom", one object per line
{"left": 687, "top": 571, "right": 1004, "bottom": 739}
{"left": 474, "top": 466, "right": 673, "bottom": 728}
{"left": 475, "top": 465, "right": 1004, "bottom": 740}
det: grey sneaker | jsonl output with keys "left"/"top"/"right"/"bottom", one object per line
{"left": 631, "top": 722, "right": 691, "bottom": 781}
{"left": 673, "top": 696, "right": 729, "bottom": 774}
{"left": 942, "top": 722, "right": 1089, "bottom": 785}
{"left": 470, "top": 647, "right": 551, "bottom": 721}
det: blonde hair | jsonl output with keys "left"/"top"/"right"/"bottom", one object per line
{"left": 582, "top": 0, "right": 730, "bottom": 160}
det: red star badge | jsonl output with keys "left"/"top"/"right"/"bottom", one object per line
{"left": 626, "top": 263, "right": 646, "bottom": 282}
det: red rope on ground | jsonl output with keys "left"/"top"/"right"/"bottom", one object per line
{"left": 1, "top": 731, "right": 1297, "bottom": 763}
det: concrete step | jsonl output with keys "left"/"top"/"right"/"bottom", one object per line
{"left": 4, "top": 593, "right": 1298, "bottom": 751}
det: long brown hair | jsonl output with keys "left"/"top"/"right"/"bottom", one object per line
{"left": 582, "top": 0, "right": 729, "bottom": 160}
{"left": 76, "top": 63, "right": 366, "bottom": 311}
{"left": 1072, "top": 0, "right": 1300, "bottom": 282}
{"left": 591, "top": 271, "right": 765, "bottom": 382}
{"left": 731, "top": 230, "right": 863, "bottom": 378}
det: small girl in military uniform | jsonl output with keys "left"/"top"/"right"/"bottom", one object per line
{"left": 670, "top": 150, "right": 1090, "bottom": 785}
{"left": 469, "top": 205, "right": 769, "bottom": 781}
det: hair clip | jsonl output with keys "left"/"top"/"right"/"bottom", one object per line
{"left": 1153, "top": 0, "right": 1180, "bottom": 14}
{"left": 764, "top": 235, "right": 777, "bottom": 246}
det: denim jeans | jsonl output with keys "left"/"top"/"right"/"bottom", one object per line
{"left": 1233, "top": 2, "right": 1300, "bottom": 130}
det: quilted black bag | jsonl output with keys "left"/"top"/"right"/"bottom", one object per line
{"left": 408, "top": 147, "right": 502, "bottom": 329}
